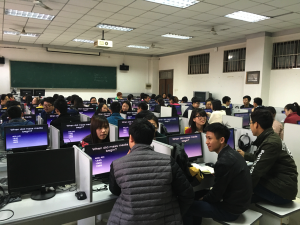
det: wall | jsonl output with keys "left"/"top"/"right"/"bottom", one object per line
{"left": 0, "top": 45, "right": 159, "bottom": 100}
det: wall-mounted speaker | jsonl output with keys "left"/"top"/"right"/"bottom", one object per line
{"left": 0, "top": 57, "right": 5, "bottom": 64}
{"left": 120, "top": 63, "right": 129, "bottom": 71}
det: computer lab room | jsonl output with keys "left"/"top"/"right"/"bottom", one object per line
{"left": 1, "top": 0, "right": 300, "bottom": 224}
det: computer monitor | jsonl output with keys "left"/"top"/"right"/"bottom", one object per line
{"left": 84, "top": 141, "right": 129, "bottom": 178}
{"left": 234, "top": 113, "right": 250, "bottom": 127}
{"left": 297, "top": 121, "right": 300, "bottom": 125}
{"left": 118, "top": 119, "right": 135, "bottom": 139}
{"left": 97, "top": 112, "right": 111, "bottom": 118}
{"left": 243, "top": 108, "right": 253, "bottom": 113}
{"left": 46, "top": 114, "right": 59, "bottom": 126}
{"left": 90, "top": 103, "right": 98, "bottom": 108}
{"left": 168, "top": 133, "right": 203, "bottom": 160}
{"left": 175, "top": 105, "right": 182, "bottom": 115}
{"left": 228, "top": 128, "right": 235, "bottom": 150}
{"left": 204, "top": 109, "right": 212, "bottom": 113}
{"left": 282, "top": 110, "right": 286, "bottom": 114}
{"left": 193, "top": 91, "right": 212, "bottom": 102}
{"left": 30, "top": 104, "right": 38, "bottom": 114}
{"left": 7, "top": 148, "right": 75, "bottom": 200}
{"left": 61, "top": 122, "right": 91, "bottom": 145}
{"left": 23, "top": 114, "right": 36, "bottom": 124}
{"left": 83, "top": 101, "right": 90, "bottom": 105}
{"left": 35, "top": 107, "right": 44, "bottom": 116}
{"left": 126, "top": 111, "right": 137, "bottom": 119}
{"left": 4, "top": 124, "right": 49, "bottom": 152}
{"left": 132, "top": 102, "right": 140, "bottom": 109}
{"left": 185, "top": 103, "right": 192, "bottom": 106}
{"left": 77, "top": 107, "right": 96, "bottom": 118}
{"left": 158, "top": 117, "right": 180, "bottom": 134}
{"left": 148, "top": 103, "right": 156, "bottom": 112}
{"left": 0, "top": 109, "right": 7, "bottom": 117}
{"left": 33, "top": 89, "right": 45, "bottom": 97}
{"left": 20, "top": 89, "right": 33, "bottom": 97}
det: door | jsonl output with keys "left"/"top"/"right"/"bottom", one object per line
{"left": 159, "top": 70, "right": 173, "bottom": 96}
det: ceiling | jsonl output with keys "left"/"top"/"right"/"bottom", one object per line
{"left": 0, "top": 0, "right": 300, "bottom": 56}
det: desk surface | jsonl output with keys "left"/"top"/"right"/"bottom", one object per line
{"left": 256, "top": 201, "right": 300, "bottom": 218}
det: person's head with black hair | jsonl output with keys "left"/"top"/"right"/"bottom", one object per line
{"left": 40, "top": 99, "right": 45, "bottom": 107}
{"left": 25, "top": 95, "right": 33, "bottom": 106}
{"left": 122, "top": 101, "right": 132, "bottom": 112}
{"left": 135, "top": 110, "right": 153, "bottom": 119}
{"left": 243, "top": 95, "right": 252, "bottom": 107}
{"left": 96, "top": 103, "right": 109, "bottom": 113}
{"left": 284, "top": 102, "right": 300, "bottom": 117}
{"left": 211, "top": 100, "right": 222, "bottom": 111}
{"left": 53, "top": 94, "right": 59, "bottom": 101}
{"left": 157, "top": 98, "right": 165, "bottom": 106}
{"left": 140, "top": 93, "right": 145, "bottom": 99}
{"left": 204, "top": 123, "right": 230, "bottom": 154}
{"left": 74, "top": 97, "right": 84, "bottom": 109}
{"left": 137, "top": 102, "right": 148, "bottom": 113}
{"left": 155, "top": 95, "right": 162, "bottom": 102}
{"left": 110, "top": 101, "right": 121, "bottom": 114}
{"left": 7, "top": 106, "right": 22, "bottom": 119}
{"left": 144, "top": 113, "right": 159, "bottom": 134}
{"left": 128, "top": 119, "right": 155, "bottom": 149}
{"left": 71, "top": 95, "right": 79, "bottom": 104}
{"left": 265, "top": 106, "right": 276, "bottom": 120}
{"left": 1, "top": 94, "right": 8, "bottom": 105}
{"left": 127, "top": 94, "right": 133, "bottom": 101}
{"left": 54, "top": 98, "right": 68, "bottom": 115}
{"left": 222, "top": 96, "right": 231, "bottom": 106}
{"left": 181, "top": 96, "right": 188, "bottom": 103}
{"left": 167, "top": 94, "right": 172, "bottom": 100}
{"left": 88, "top": 115, "right": 110, "bottom": 144}
{"left": 191, "top": 97, "right": 200, "bottom": 109}
{"left": 151, "top": 94, "right": 156, "bottom": 100}
{"left": 58, "top": 95, "right": 65, "bottom": 100}
{"left": 162, "top": 93, "right": 167, "bottom": 99}
{"left": 90, "top": 97, "right": 97, "bottom": 104}
{"left": 7, "top": 93, "right": 12, "bottom": 98}
{"left": 143, "top": 94, "right": 150, "bottom": 103}
{"left": 7, "top": 93, "right": 15, "bottom": 101}
{"left": 250, "top": 109, "right": 273, "bottom": 136}
{"left": 170, "top": 96, "right": 179, "bottom": 104}
{"left": 98, "top": 98, "right": 106, "bottom": 105}
{"left": 253, "top": 97, "right": 263, "bottom": 108}
{"left": 205, "top": 99, "right": 212, "bottom": 109}
{"left": 6, "top": 101, "right": 21, "bottom": 109}
{"left": 66, "top": 96, "right": 72, "bottom": 102}
{"left": 189, "top": 108, "right": 207, "bottom": 133}
{"left": 43, "top": 97, "right": 55, "bottom": 113}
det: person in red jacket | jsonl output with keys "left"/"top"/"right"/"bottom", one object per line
{"left": 169, "top": 96, "right": 180, "bottom": 106}
{"left": 284, "top": 102, "right": 300, "bottom": 124}
{"left": 185, "top": 108, "right": 207, "bottom": 134}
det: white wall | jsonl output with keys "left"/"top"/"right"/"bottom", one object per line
{"left": 0, "top": 45, "right": 159, "bottom": 100}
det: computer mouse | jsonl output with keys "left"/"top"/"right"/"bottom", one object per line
{"left": 75, "top": 191, "right": 87, "bottom": 200}
{"left": 205, "top": 163, "right": 215, "bottom": 168}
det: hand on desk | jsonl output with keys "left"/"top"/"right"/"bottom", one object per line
{"left": 237, "top": 150, "right": 245, "bottom": 158}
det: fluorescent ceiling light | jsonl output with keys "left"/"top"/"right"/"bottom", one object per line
{"left": 162, "top": 33, "right": 192, "bottom": 39}
{"left": 3, "top": 31, "right": 40, "bottom": 37}
{"left": 73, "top": 39, "right": 94, "bottom": 44}
{"left": 145, "top": 0, "right": 199, "bottom": 8}
{"left": 96, "top": 23, "right": 134, "bottom": 32}
{"left": 225, "top": 11, "right": 270, "bottom": 22}
{"left": 127, "top": 45, "right": 150, "bottom": 49}
{"left": 5, "top": 9, "right": 55, "bottom": 20}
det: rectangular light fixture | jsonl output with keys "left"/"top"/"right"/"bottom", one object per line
{"left": 5, "top": 9, "right": 55, "bottom": 20}
{"left": 225, "top": 11, "right": 270, "bottom": 22}
{"left": 96, "top": 23, "right": 134, "bottom": 32}
{"left": 162, "top": 33, "right": 192, "bottom": 39}
{"left": 73, "top": 39, "right": 94, "bottom": 44}
{"left": 3, "top": 31, "right": 40, "bottom": 37}
{"left": 145, "top": 0, "right": 199, "bottom": 8}
{"left": 127, "top": 45, "right": 150, "bottom": 49}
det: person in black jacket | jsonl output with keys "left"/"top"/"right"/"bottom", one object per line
{"left": 183, "top": 97, "right": 200, "bottom": 118}
{"left": 183, "top": 123, "right": 252, "bottom": 225}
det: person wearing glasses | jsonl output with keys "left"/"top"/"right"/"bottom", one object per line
{"left": 41, "top": 97, "right": 56, "bottom": 124}
{"left": 144, "top": 113, "right": 167, "bottom": 144}
{"left": 185, "top": 108, "right": 208, "bottom": 134}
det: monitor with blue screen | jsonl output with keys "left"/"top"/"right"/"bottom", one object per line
{"left": 297, "top": 121, "right": 300, "bottom": 125}
{"left": 175, "top": 105, "right": 182, "bottom": 115}
{"left": 97, "top": 112, "right": 111, "bottom": 118}
{"left": 168, "top": 133, "right": 202, "bottom": 160}
{"left": 35, "top": 108, "right": 44, "bottom": 116}
{"left": 148, "top": 104, "right": 156, "bottom": 112}
{"left": 228, "top": 128, "right": 235, "bottom": 150}
{"left": 83, "top": 101, "right": 90, "bottom": 105}
{"left": 204, "top": 109, "right": 212, "bottom": 113}
{"left": 126, "top": 112, "right": 137, "bottom": 119}
{"left": 23, "top": 114, "right": 36, "bottom": 124}
{"left": 4, "top": 124, "right": 48, "bottom": 152}
{"left": 30, "top": 105, "right": 38, "bottom": 114}
{"left": 77, "top": 107, "right": 96, "bottom": 118}
{"left": 234, "top": 113, "right": 250, "bottom": 127}
{"left": 46, "top": 114, "right": 59, "bottom": 126}
{"left": 118, "top": 119, "right": 135, "bottom": 139}
{"left": 61, "top": 122, "right": 91, "bottom": 145}
{"left": 85, "top": 141, "right": 130, "bottom": 176}
{"left": 132, "top": 102, "right": 140, "bottom": 109}
{"left": 158, "top": 117, "right": 180, "bottom": 134}
{"left": 185, "top": 103, "right": 192, "bottom": 106}
{"left": 282, "top": 110, "right": 285, "bottom": 114}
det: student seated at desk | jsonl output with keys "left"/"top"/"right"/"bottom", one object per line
{"left": 1, "top": 94, "right": 8, "bottom": 108}
{"left": 154, "top": 98, "right": 165, "bottom": 113}
{"left": 120, "top": 101, "right": 132, "bottom": 113}
{"left": 144, "top": 113, "right": 167, "bottom": 143}
{"left": 205, "top": 99, "right": 212, "bottom": 109}
{"left": 284, "top": 102, "right": 300, "bottom": 124}
{"left": 95, "top": 103, "right": 110, "bottom": 114}
{"left": 137, "top": 102, "right": 149, "bottom": 114}
{"left": 221, "top": 96, "right": 231, "bottom": 109}
{"left": 162, "top": 93, "right": 167, "bottom": 99}
{"left": 25, "top": 95, "right": 33, "bottom": 107}
{"left": 90, "top": 97, "right": 97, "bottom": 104}
{"left": 68, "top": 97, "right": 83, "bottom": 116}
{"left": 181, "top": 96, "right": 188, "bottom": 103}
{"left": 80, "top": 115, "right": 110, "bottom": 148}
{"left": 41, "top": 97, "right": 56, "bottom": 123}
{"left": 115, "top": 92, "right": 123, "bottom": 100}
{"left": 108, "top": 119, "right": 194, "bottom": 225}
{"left": 98, "top": 97, "right": 106, "bottom": 105}
{"left": 143, "top": 94, "right": 150, "bottom": 103}
{"left": 183, "top": 97, "right": 200, "bottom": 118}
{"left": 185, "top": 108, "right": 207, "bottom": 134}
{"left": 107, "top": 102, "right": 124, "bottom": 126}
{"left": 183, "top": 123, "right": 252, "bottom": 225}
{"left": 265, "top": 106, "right": 283, "bottom": 139}
{"left": 7, "top": 93, "right": 15, "bottom": 101}
{"left": 167, "top": 93, "right": 172, "bottom": 100}
{"left": 53, "top": 94, "right": 59, "bottom": 101}
{"left": 151, "top": 93, "right": 156, "bottom": 100}
{"left": 238, "top": 110, "right": 297, "bottom": 205}
{"left": 32, "top": 96, "right": 42, "bottom": 106}
{"left": 240, "top": 95, "right": 253, "bottom": 109}
{"left": 1, "top": 106, "right": 35, "bottom": 138}
{"left": 1, "top": 101, "right": 23, "bottom": 121}
{"left": 208, "top": 100, "right": 226, "bottom": 124}
{"left": 170, "top": 96, "right": 180, "bottom": 106}
{"left": 127, "top": 94, "right": 133, "bottom": 101}
{"left": 252, "top": 97, "right": 264, "bottom": 112}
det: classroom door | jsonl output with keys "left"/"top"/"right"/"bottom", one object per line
{"left": 159, "top": 70, "right": 173, "bottom": 96}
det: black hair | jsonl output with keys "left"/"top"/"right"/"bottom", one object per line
{"left": 143, "top": 94, "right": 150, "bottom": 100}
{"left": 7, "top": 93, "right": 12, "bottom": 98}
{"left": 251, "top": 109, "right": 273, "bottom": 130}
{"left": 58, "top": 95, "right": 65, "bottom": 100}
{"left": 53, "top": 94, "right": 59, "bottom": 100}
{"left": 212, "top": 100, "right": 222, "bottom": 111}
{"left": 204, "top": 123, "right": 230, "bottom": 143}
{"left": 222, "top": 96, "right": 231, "bottom": 104}
{"left": 285, "top": 102, "right": 300, "bottom": 116}
{"left": 191, "top": 97, "right": 200, "bottom": 104}
{"left": 26, "top": 95, "right": 33, "bottom": 106}
{"left": 254, "top": 97, "right": 263, "bottom": 106}
{"left": 151, "top": 94, "right": 156, "bottom": 99}
{"left": 138, "top": 102, "right": 148, "bottom": 111}
{"left": 189, "top": 108, "right": 207, "bottom": 133}
{"left": 110, "top": 101, "right": 121, "bottom": 113}
{"left": 1, "top": 94, "right": 7, "bottom": 101}
{"left": 89, "top": 115, "right": 110, "bottom": 143}
{"left": 167, "top": 94, "right": 172, "bottom": 98}
{"left": 205, "top": 99, "right": 212, "bottom": 104}
{"left": 265, "top": 106, "right": 276, "bottom": 119}
{"left": 71, "top": 95, "right": 79, "bottom": 104}
{"left": 7, "top": 106, "right": 22, "bottom": 119}
{"left": 243, "top": 95, "right": 251, "bottom": 101}
{"left": 43, "top": 97, "right": 54, "bottom": 105}
{"left": 127, "top": 94, "right": 133, "bottom": 101}
{"left": 155, "top": 95, "right": 162, "bottom": 101}
{"left": 157, "top": 98, "right": 165, "bottom": 106}
{"left": 122, "top": 101, "right": 132, "bottom": 112}
{"left": 135, "top": 110, "right": 153, "bottom": 119}
{"left": 182, "top": 96, "right": 188, "bottom": 102}
{"left": 90, "top": 97, "right": 96, "bottom": 102}
{"left": 140, "top": 93, "right": 145, "bottom": 99}
{"left": 170, "top": 96, "right": 179, "bottom": 103}
{"left": 6, "top": 101, "right": 21, "bottom": 108}
{"left": 144, "top": 113, "right": 159, "bottom": 127}
{"left": 40, "top": 99, "right": 45, "bottom": 106}
{"left": 96, "top": 103, "right": 109, "bottom": 113}
{"left": 54, "top": 98, "right": 68, "bottom": 114}
{"left": 66, "top": 96, "right": 72, "bottom": 102}
{"left": 98, "top": 98, "right": 106, "bottom": 104}
{"left": 74, "top": 97, "right": 84, "bottom": 108}
{"left": 129, "top": 119, "right": 155, "bottom": 145}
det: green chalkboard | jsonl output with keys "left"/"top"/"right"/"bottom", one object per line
{"left": 10, "top": 61, "right": 117, "bottom": 89}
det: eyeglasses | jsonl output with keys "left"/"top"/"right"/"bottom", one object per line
{"left": 43, "top": 104, "right": 53, "bottom": 108}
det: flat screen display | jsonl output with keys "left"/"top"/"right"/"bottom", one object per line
{"left": 297, "top": 121, "right": 300, "bottom": 125}
{"left": 234, "top": 113, "right": 250, "bottom": 127}
{"left": 23, "top": 115, "right": 36, "bottom": 124}
{"left": 46, "top": 114, "right": 59, "bottom": 127}
{"left": 30, "top": 105, "right": 38, "bottom": 114}
{"left": 61, "top": 122, "right": 91, "bottom": 144}
{"left": 131, "top": 102, "right": 140, "bottom": 109}
{"left": 118, "top": 119, "right": 135, "bottom": 139}
{"left": 126, "top": 112, "right": 137, "bottom": 119}
{"left": 204, "top": 109, "right": 212, "bottom": 113}
{"left": 85, "top": 141, "right": 130, "bottom": 175}
{"left": 168, "top": 133, "right": 202, "bottom": 159}
{"left": 148, "top": 104, "right": 156, "bottom": 112}
{"left": 175, "top": 105, "right": 182, "bottom": 115}
{"left": 97, "top": 112, "right": 111, "bottom": 118}
{"left": 158, "top": 117, "right": 180, "bottom": 134}
{"left": 78, "top": 107, "right": 96, "bottom": 118}
{"left": 228, "top": 128, "right": 235, "bottom": 150}
{"left": 35, "top": 108, "right": 44, "bottom": 116}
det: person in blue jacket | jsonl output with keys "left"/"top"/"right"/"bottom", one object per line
{"left": 107, "top": 102, "right": 124, "bottom": 126}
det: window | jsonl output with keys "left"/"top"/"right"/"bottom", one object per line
{"left": 223, "top": 48, "right": 246, "bottom": 72}
{"left": 188, "top": 53, "right": 209, "bottom": 74}
{"left": 272, "top": 40, "right": 300, "bottom": 69}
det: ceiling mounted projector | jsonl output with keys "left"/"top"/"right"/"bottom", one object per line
{"left": 94, "top": 30, "right": 113, "bottom": 48}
